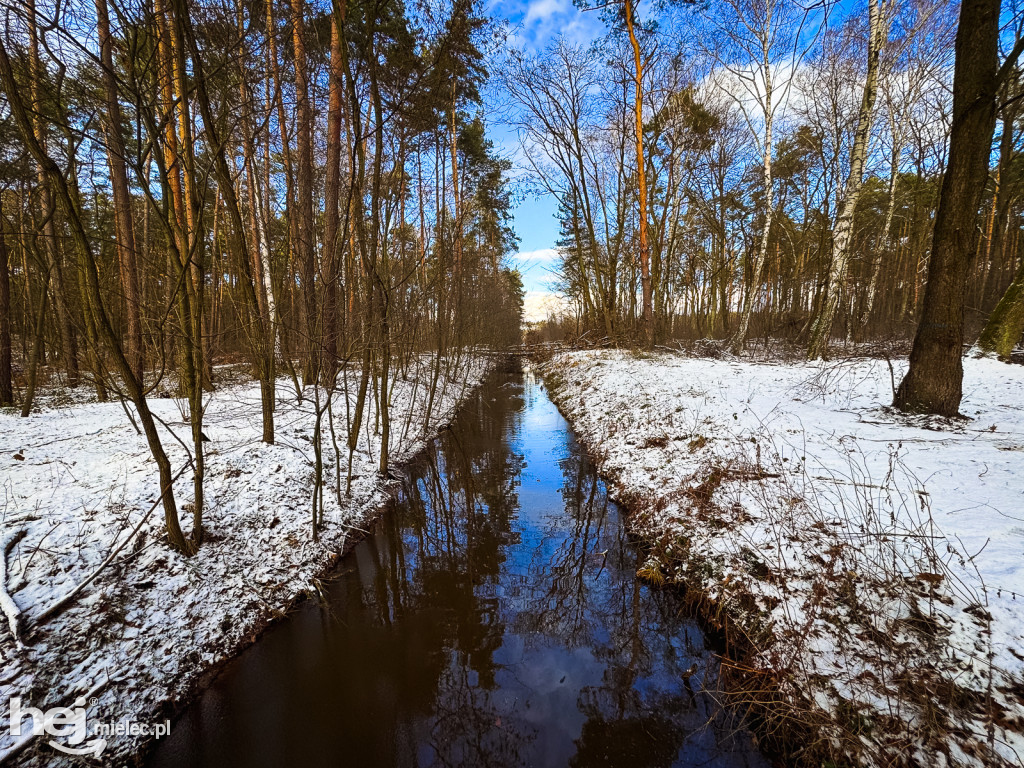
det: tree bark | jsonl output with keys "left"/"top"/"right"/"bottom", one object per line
{"left": 732, "top": 62, "right": 774, "bottom": 355}
{"left": 974, "top": 252, "right": 1024, "bottom": 359}
{"left": 625, "top": 0, "right": 653, "bottom": 349}
{"left": 0, "top": 37, "right": 189, "bottom": 553}
{"left": 290, "top": 0, "right": 318, "bottom": 381}
{"left": 26, "top": 0, "right": 79, "bottom": 387}
{"left": 808, "top": 0, "right": 886, "bottom": 358}
{"left": 96, "top": 0, "right": 144, "bottom": 382}
{"left": 0, "top": 198, "right": 12, "bottom": 406}
{"left": 181, "top": 0, "right": 275, "bottom": 446}
{"left": 322, "top": 8, "right": 344, "bottom": 376}
{"left": 894, "top": 0, "right": 1003, "bottom": 415}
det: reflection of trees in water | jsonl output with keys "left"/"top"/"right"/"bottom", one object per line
{"left": 511, "top": 450, "right": 613, "bottom": 646}
{"left": 351, "top": 378, "right": 534, "bottom": 765}
{"left": 425, "top": 654, "right": 536, "bottom": 768}
{"left": 345, "top": 374, "right": 760, "bottom": 767}
{"left": 152, "top": 374, "right": 764, "bottom": 768}
{"left": 570, "top": 706, "right": 685, "bottom": 768}
{"left": 511, "top": 406, "right": 761, "bottom": 764}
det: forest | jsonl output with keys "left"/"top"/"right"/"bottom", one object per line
{"left": 1, "top": 0, "right": 1022, "bottom": 544}
{"left": 515, "top": 0, "right": 1023, "bottom": 409}
{"left": 1, "top": 0, "right": 1023, "bottom": 766}
{"left": 0, "top": 0, "right": 523, "bottom": 555}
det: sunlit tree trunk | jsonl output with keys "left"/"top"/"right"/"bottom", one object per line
{"left": 0, "top": 197, "right": 11, "bottom": 406}
{"left": 861, "top": 139, "right": 901, "bottom": 334}
{"left": 291, "top": 0, "right": 318, "bottom": 382}
{"left": 732, "top": 60, "right": 773, "bottom": 355}
{"left": 323, "top": 8, "right": 344, "bottom": 376}
{"left": 808, "top": 0, "right": 887, "bottom": 358}
{"left": 625, "top": 0, "right": 653, "bottom": 349}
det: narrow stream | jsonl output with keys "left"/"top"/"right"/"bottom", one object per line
{"left": 147, "top": 365, "right": 767, "bottom": 768}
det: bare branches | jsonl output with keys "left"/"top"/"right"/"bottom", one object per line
{"left": 0, "top": 527, "right": 27, "bottom": 647}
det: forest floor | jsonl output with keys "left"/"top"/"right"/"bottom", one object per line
{"left": 0, "top": 355, "right": 490, "bottom": 766}
{"left": 541, "top": 348, "right": 1024, "bottom": 768}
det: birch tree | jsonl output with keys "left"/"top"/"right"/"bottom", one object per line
{"left": 807, "top": 0, "right": 888, "bottom": 358}
{"left": 697, "top": 0, "right": 821, "bottom": 354}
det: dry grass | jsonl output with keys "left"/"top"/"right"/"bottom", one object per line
{"left": 541, "top": 352, "right": 1024, "bottom": 768}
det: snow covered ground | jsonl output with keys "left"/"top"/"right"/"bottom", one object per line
{"left": 542, "top": 349, "right": 1024, "bottom": 767}
{"left": 0, "top": 355, "right": 489, "bottom": 765}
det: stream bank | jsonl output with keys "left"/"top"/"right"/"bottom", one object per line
{"left": 0, "top": 356, "right": 490, "bottom": 767}
{"left": 537, "top": 349, "right": 1024, "bottom": 768}
{"left": 144, "top": 362, "right": 767, "bottom": 768}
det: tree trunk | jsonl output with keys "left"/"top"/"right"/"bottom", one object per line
{"left": 974, "top": 253, "right": 1024, "bottom": 358}
{"left": 0, "top": 199, "right": 13, "bottom": 406}
{"left": 0, "top": 37, "right": 189, "bottom": 553}
{"left": 181, "top": 0, "right": 275, "bottom": 446}
{"left": 978, "top": 95, "right": 1021, "bottom": 307}
{"left": 96, "top": 0, "right": 144, "bottom": 382}
{"left": 625, "top": 0, "right": 653, "bottom": 349}
{"left": 894, "top": 0, "right": 1003, "bottom": 415}
{"left": 26, "top": 0, "right": 79, "bottom": 387}
{"left": 322, "top": 9, "right": 344, "bottom": 376}
{"left": 19, "top": 264, "right": 49, "bottom": 417}
{"left": 290, "top": 0, "right": 318, "bottom": 382}
{"left": 449, "top": 84, "right": 463, "bottom": 344}
{"left": 808, "top": 0, "right": 886, "bottom": 358}
{"left": 861, "top": 138, "right": 901, "bottom": 333}
{"left": 732, "top": 62, "right": 774, "bottom": 355}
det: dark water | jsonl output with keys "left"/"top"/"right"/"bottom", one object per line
{"left": 147, "top": 367, "right": 767, "bottom": 768}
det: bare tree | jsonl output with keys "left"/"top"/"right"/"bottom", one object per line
{"left": 894, "top": 0, "right": 1023, "bottom": 415}
{"left": 0, "top": 35, "right": 190, "bottom": 553}
{"left": 697, "top": 0, "right": 822, "bottom": 354}
{"left": 807, "top": 0, "right": 889, "bottom": 358}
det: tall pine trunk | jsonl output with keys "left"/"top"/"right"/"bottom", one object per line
{"left": 322, "top": 10, "right": 344, "bottom": 376}
{"left": 290, "top": 0, "right": 318, "bottom": 382}
{"left": 625, "top": 0, "right": 653, "bottom": 349}
{"left": 0, "top": 197, "right": 11, "bottom": 406}
{"left": 96, "top": 0, "right": 144, "bottom": 382}
{"left": 26, "top": 0, "right": 79, "bottom": 387}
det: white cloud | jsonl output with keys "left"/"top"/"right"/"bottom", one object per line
{"left": 493, "top": 0, "right": 603, "bottom": 54}
{"left": 511, "top": 248, "right": 562, "bottom": 293}
{"left": 523, "top": 290, "right": 569, "bottom": 322}
{"left": 515, "top": 247, "right": 559, "bottom": 263}
{"left": 523, "top": 0, "right": 568, "bottom": 26}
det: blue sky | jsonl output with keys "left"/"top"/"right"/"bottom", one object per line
{"left": 484, "top": 0, "right": 609, "bottom": 301}
{"left": 487, "top": 0, "right": 872, "bottom": 308}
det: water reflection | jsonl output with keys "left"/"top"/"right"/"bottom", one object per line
{"left": 148, "top": 368, "right": 767, "bottom": 768}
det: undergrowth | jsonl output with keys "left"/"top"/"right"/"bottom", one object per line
{"left": 540, "top": 352, "right": 1024, "bottom": 768}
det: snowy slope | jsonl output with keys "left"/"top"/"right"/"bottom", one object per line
{"left": 543, "top": 350, "right": 1024, "bottom": 768}
{"left": 0, "top": 356, "right": 489, "bottom": 765}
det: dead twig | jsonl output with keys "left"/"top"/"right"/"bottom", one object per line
{"left": 1, "top": 528, "right": 28, "bottom": 647}
{"left": 33, "top": 463, "right": 189, "bottom": 627}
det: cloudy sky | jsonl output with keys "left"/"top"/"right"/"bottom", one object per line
{"left": 486, "top": 0, "right": 868, "bottom": 321}
{"left": 488, "top": 0, "right": 607, "bottom": 54}
{"left": 483, "top": 0, "right": 611, "bottom": 319}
